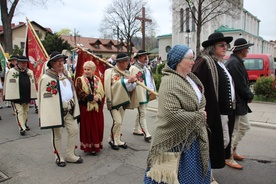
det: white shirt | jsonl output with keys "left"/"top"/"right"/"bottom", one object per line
{"left": 186, "top": 76, "right": 202, "bottom": 103}
{"left": 217, "top": 61, "right": 235, "bottom": 102}
{"left": 59, "top": 74, "right": 73, "bottom": 102}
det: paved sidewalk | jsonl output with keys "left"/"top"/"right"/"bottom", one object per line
{"left": 147, "top": 99, "right": 276, "bottom": 130}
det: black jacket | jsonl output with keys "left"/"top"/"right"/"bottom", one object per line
{"left": 216, "top": 62, "right": 234, "bottom": 115}
{"left": 225, "top": 54, "right": 254, "bottom": 115}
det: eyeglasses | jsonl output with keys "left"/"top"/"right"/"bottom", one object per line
{"left": 183, "top": 57, "right": 195, "bottom": 61}
{"left": 216, "top": 43, "right": 229, "bottom": 49}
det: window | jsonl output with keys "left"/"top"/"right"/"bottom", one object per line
{"left": 180, "top": 8, "right": 184, "bottom": 32}
{"left": 20, "top": 42, "right": 25, "bottom": 49}
{"left": 165, "top": 46, "right": 171, "bottom": 53}
{"left": 185, "top": 8, "right": 190, "bottom": 32}
{"left": 244, "top": 59, "right": 264, "bottom": 70}
{"left": 192, "top": 7, "right": 196, "bottom": 31}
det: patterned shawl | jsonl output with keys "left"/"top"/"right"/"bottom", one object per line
{"left": 80, "top": 75, "right": 104, "bottom": 112}
{"left": 202, "top": 55, "right": 219, "bottom": 100}
{"left": 146, "top": 65, "right": 209, "bottom": 183}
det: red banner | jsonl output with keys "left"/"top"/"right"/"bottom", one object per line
{"left": 26, "top": 26, "right": 47, "bottom": 90}
{"left": 75, "top": 49, "right": 106, "bottom": 86}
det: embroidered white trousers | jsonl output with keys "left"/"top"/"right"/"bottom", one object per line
{"left": 52, "top": 113, "right": 79, "bottom": 162}
{"left": 110, "top": 107, "right": 125, "bottom": 145}
{"left": 134, "top": 104, "right": 151, "bottom": 137}
{"left": 14, "top": 103, "right": 30, "bottom": 131}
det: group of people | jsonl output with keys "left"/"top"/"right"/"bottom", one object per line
{"left": 3, "top": 49, "right": 156, "bottom": 167}
{"left": 144, "top": 33, "right": 254, "bottom": 184}
{"left": 2, "top": 32, "right": 253, "bottom": 183}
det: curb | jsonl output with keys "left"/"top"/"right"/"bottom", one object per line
{"left": 250, "top": 121, "right": 276, "bottom": 130}
{"left": 147, "top": 107, "right": 276, "bottom": 130}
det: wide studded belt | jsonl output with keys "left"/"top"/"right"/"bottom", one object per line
{"left": 62, "top": 99, "right": 75, "bottom": 116}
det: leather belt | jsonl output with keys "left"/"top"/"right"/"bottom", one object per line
{"left": 62, "top": 99, "right": 75, "bottom": 116}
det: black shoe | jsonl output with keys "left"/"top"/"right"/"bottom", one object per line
{"left": 20, "top": 130, "right": 26, "bottom": 136}
{"left": 118, "top": 143, "right": 128, "bottom": 149}
{"left": 133, "top": 132, "right": 144, "bottom": 136}
{"left": 67, "top": 157, "right": 83, "bottom": 164}
{"left": 25, "top": 126, "right": 30, "bottom": 131}
{"left": 144, "top": 136, "right": 152, "bottom": 142}
{"left": 91, "top": 151, "right": 98, "bottom": 156}
{"left": 0, "top": 116, "right": 2, "bottom": 120}
{"left": 109, "top": 141, "right": 119, "bottom": 150}
{"left": 56, "top": 159, "right": 66, "bottom": 167}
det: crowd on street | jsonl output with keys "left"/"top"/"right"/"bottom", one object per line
{"left": 1, "top": 32, "right": 256, "bottom": 184}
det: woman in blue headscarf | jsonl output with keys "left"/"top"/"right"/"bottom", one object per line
{"left": 144, "top": 45, "right": 210, "bottom": 184}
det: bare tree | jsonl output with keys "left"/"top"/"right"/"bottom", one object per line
{"left": 99, "top": 0, "right": 156, "bottom": 55}
{"left": 0, "top": 0, "right": 61, "bottom": 54}
{"left": 0, "top": 0, "right": 20, "bottom": 54}
{"left": 172, "top": 0, "right": 241, "bottom": 55}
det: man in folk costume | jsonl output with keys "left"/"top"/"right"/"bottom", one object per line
{"left": 7, "top": 55, "right": 18, "bottom": 69}
{"left": 3, "top": 56, "right": 37, "bottom": 136}
{"left": 129, "top": 50, "right": 156, "bottom": 142}
{"left": 104, "top": 53, "right": 137, "bottom": 150}
{"left": 38, "top": 51, "right": 82, "bottom": 167}
{"left": 225, "top": 38, "right": 254, "bottom": 169}
{"left": 3, "top": 55, "right": 18, "bottom": 110}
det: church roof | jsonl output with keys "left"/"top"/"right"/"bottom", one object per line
{"left": 157, "top": 33, "right": 172, "bottom": 38}
{"left": 215, "top": 25, "right": 242, "bottom": 32}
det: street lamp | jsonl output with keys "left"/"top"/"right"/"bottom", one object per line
{"left": 70, "top": 28, "right": 80, "bottom": 47}
{"left": 70, "top": 28, "right": 80, "bottom": 68}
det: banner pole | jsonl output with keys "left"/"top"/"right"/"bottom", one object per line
{"left": 0, "top": 44, "right": 8, "bottom": 71}
{"left": 26, "top": 17, "right": 49, "bottom": 58}
{"left": 78, "top": 47, "right": 158, "bottom": 96}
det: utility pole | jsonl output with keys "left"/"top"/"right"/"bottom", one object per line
{"left": 71, "top": 28, "right": 79, "bottom": 47}
{"left": 70, "top": 28, "right": 80, "bottom": 68}
{"left": 135, "top": 7, "right": 152, "bottom": 50}
{"left": 117, "top": 25, "right": 119, "bottom": 53}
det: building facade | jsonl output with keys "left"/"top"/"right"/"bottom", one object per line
{"left": 60, "top": 35, "right": 138, "bottom": 59}
{"left": 157, "top": 34, "right": 172, "bottom": 61}
{"left": 0, "top": 21, "right": 52, "bottom": 52}
{"left": 0, "top": 22, "right": 138, "bottom": 59}
{"left": 158, "top": 0, "right": 275, "bottom": 60}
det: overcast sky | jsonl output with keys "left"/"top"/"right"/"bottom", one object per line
{"left": 11, "top": 0, "right": 276, "bottom": 41}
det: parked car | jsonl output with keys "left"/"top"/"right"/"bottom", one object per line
{"left": 224, "top": 54, "right": 275, "bottom": 92}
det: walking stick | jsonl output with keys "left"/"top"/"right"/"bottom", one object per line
{"left": 78, "top": 47, "right": 158, "bottom": 96}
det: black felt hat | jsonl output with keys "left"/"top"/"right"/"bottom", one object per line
{"left": 8, "top": 55, "right": 18, "bottom": 61}
{"left": 115, "top": 53, "right": 130, "bottom": 61}
{"left": 231, "top": 38, "right": 254, "bottom": 52}
{"left": 202, "top": 32, "right": 233, "bottom": 48}
{"left": 47, "top": 51, "right": 68, "bottom": 67}
{"left": 17, "top": 56, "right": 29, "bottom": 62}
{"left": 133, "top": 50, "right": 150, "bottom": 58}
